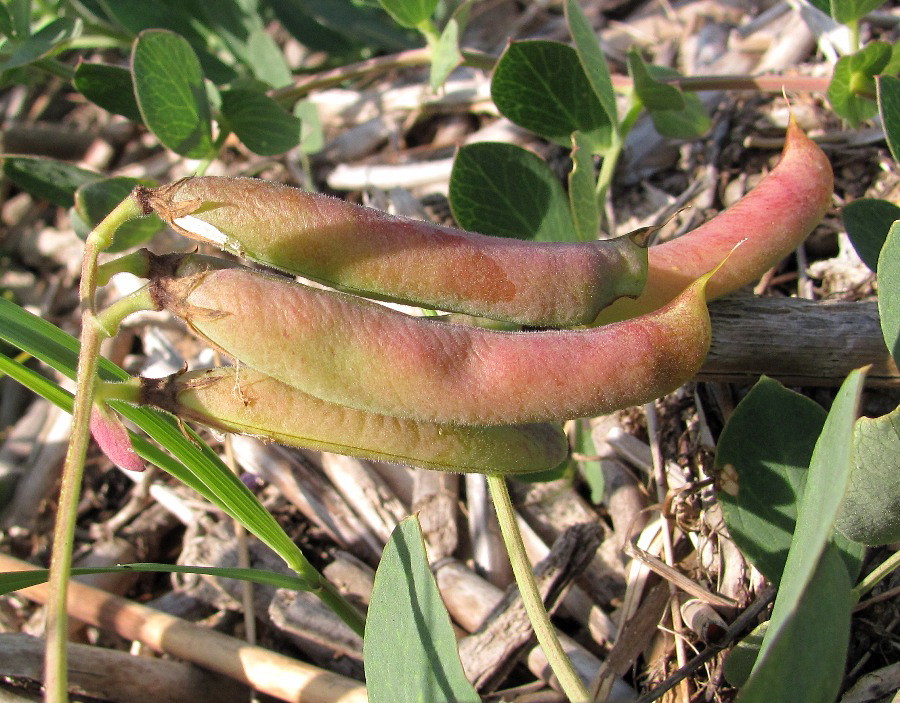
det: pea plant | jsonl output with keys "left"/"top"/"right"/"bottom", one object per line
{"left": 0, "top": 0, "right": 897, "bottom": 702}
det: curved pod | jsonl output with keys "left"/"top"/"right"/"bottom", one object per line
{"left": 151, "top": 262, "right": 718, "bottom": 425}
{"left": 138, "top": 178, "right": 647, "bottom": 328}
{"left": 141, "top": 367, "right": 568, "bottom": 475}
{"left": 595, "top": 120, "right": 833, "bottom": 323}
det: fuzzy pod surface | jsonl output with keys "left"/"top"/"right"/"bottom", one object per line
{"left": 137, "top": 177, "right": 648, "bottom": 328}
{"left": 595, "top": 120, "right": 834, "bottom": 323}
{"left": 141, "top": 367, "right": 568, "bottom": 475}
{"left": 151, "top": 261, "right": 718, "bottom": 425}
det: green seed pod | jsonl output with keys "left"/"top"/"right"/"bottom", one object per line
{"left": 151, "top": 259, "right": 721, "bottom": 425}
{"left": 136, "top": 177, "right": 648, "bottom": 328}
{"left": 140, "top": 367, "right": 568, "bottom": 475}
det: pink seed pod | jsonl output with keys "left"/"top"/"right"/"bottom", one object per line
{"left": 595, "top": 119, "right": 833, "bottom": 323}
{"left": 136, "top": 178, "right": 648, "bottom": 328}
{"left": 140, "top": 367, "right": 568, "bottom": 475}
{"left": 150, "top": 258, "right": 721, "bottom": 425}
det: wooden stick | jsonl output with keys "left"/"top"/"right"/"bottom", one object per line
{"left": 0, "top": 553, "right": 368, "bottom": 703}
{"left": 702, "top": 298, "right": 897, "bottom": 387}
{"left": 0, "top": 632, "right": 251, "bottom": 703}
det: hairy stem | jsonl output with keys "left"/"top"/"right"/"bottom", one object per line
{"left": 45, "top": 196, "right": 144, "bottom": 702}
{"left": 486, "top": 474, "right": 589, "bottom": 703}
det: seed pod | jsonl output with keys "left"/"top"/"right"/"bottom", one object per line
{"left": 595, "top": 119, "right": 833, "bottom": 323}
{"left": 135, "top": 178, "right": 648, "bottom": 328}
{"left": 150, "top": 259, "right": 720, "bottom": 425}
{"left": 140, "top": 367, "right": 568, "bottom": 475}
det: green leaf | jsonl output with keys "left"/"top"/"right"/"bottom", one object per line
{"left": 449, "top": 142, "right": 575, "bottom": 242}
{"left": 637, "top": 62, "right": 710, "bottom": 139}
{"left": 878, "top": 221, "right": 900, "bottom": 362}
{"left": 294, "top": 99, "right": 324, "bottom": 154}
{"left": 1, "top": 17, "right": 79, "bottom": 71}
{"left": 378, "top": 0, "right": 438, "bottom": 29}
{"left": 835, "top": 405, "right": 900, "bottom": 545}
{"left": 841, "top": 198, "right": 899, "bottom": 271}
{"left": 738, "top": 544, "right": 853, "bottom": 703}
{"left": 245, "top": 27, "right": 293, "bottom": 89}
{"left": 72, "top": 177, "right": 164, "bottom": 252}
{"left": 723, "top": 622, "right": 767, "bottom": 688}
{"left": 565, "top": 0, "right": 616, "bottom": 126}
{"left": 2, "top": 156, "right": 98, "bottom": 207}
{"left": 648, "top": 90, "right": 711, "bottom": 140}
{"left": 626, "top": 48, "right": 683, "bottom": 111}
{"left": 267, "top": 0, "right": 415, "bottom": 53}
{"left": 102, "top": 0, "right": 237, "bottom": 84}
{"left": 830, "top": 0, "right": 888, "bottom": 25}
{"left": 716, "top": 377, "right": 827, "bottom": 584}
{"left": 751, "top": 369, "right": 866, "bottom": 678}
{"left": 364, "top": 516, "right": 478, "bottom": 703}
{"left": 0, "top": 4, "right": 16, "bottom": 39}
{"left": 568, "top": 131, "right": 599, "bottom": 242}
{"left": 491, "top": 40, "right": 612, "bottom": 151}
{"left": 131, "top": 29, "right": 214, "bottom": 159}
{"left": 6, "top": 0, "right": 29, "bottom": 38}
{"left": 828, "top": 42, "right": 892, "bottom": 127}
{"left": 878, "top": 74, "right": 900, "bottom": 163}
{"left": 574, "top": 419, "right": 604, "bottom": 503}
{"left": 428, "top": 16, "right": 461, "bottom": 91}
{"left": 73, "top": 63, "right": 143, "bottom": 123}
{"left": 0, "top": 563, "right": 310, "bottom": 596}
{"left": 220, "top": 89, "right": 302, "bottom": 156}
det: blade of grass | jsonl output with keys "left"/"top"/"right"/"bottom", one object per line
{"left": 0, "top": 563, "right": 312, "bottom": 595}
{"left": 0, "top": 298, "right": 365, "bottom": 636}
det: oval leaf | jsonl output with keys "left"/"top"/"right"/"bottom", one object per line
{"left": 131, "top": 29, "right": 214, "bottom": 159}
{"left": 220, "top": 89, "right": 302, "bottom": 156}
{"left": 626, "top": 48, "right": 684, "bottom": 111}
{"left": 2, "top": 156, "right": 98, "bottom": 207}
{"left": 449, "top": 141, "right": 575, "bottom": 242}
{"left": 73, "top": 177, "right": 164, "bottom": 252}
{"left": 715, "top": 377, "right": 827, "bottom": 584}
{"left": 827, "top": 42, "right": 891, "bottom": 127}
{"left": 835, "top": 405, "right": 900, "bottom": 545}
{"left": 73, "top": 62, "right": 143, "bottom": 123}
{"left": 364, "top": 516, "right": 478, "bottom": 703}
{"left": 841, "top": 198, "right": 899, "bottom": 271}
{"left": 877, "top": 220, "right": 900, "bottom": 362}
{"left": 491, "top": 40, "right": 611, "bottom": 150}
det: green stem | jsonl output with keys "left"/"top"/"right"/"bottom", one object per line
{"left": 44, "top": 196, "right": 144, "bottom": 703}
{"left": 94, "top": 285, "right": 157, "bottom": 337}
{"left": 309, "top": 575, "right": 367, "bottom": 637}
{"left": 96, "top": 250, "right": 153, "bottom": 286}
{"left": 486, "top": 475, "right": 589, "bottom": 703}
{"left": 852, "top": 549, "right": 900, "bottom": 601}
{"left": 595, "top": 99, "right": 642, "bottom": 214}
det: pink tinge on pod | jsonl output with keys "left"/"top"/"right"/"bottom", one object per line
{"left": 89, "top": 404, "right": 145, "bottom": 472}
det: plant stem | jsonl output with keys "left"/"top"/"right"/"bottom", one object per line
{"left": 852, "top": 549, "right": 900, "bottom": 601}
{"left": 486, "top": 475, "right": 589, "bottom": 703}
{"left": 44, "top": 196, "right": 144, "bottom": 703}
{"left": 596, "top": 100, "right": 643, "bottom": 216}
{"left": 310, "top": 576, "right": 367, "bottom": 638}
